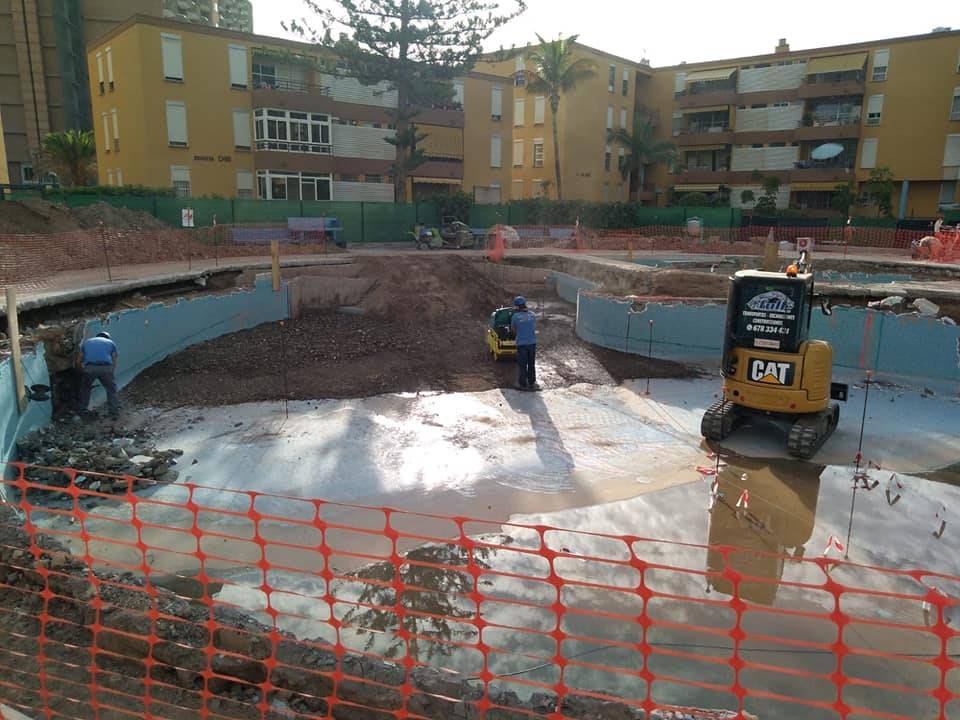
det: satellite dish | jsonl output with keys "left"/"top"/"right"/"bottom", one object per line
{"left": 810, "top": 143, "right": 844, "bottom": 161}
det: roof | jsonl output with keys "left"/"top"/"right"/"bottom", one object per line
{"left": 655, "top": 27, "right": 960, "bottom": 71}
{"left": 480, "top": 40, "right": 653, "bottom": 75}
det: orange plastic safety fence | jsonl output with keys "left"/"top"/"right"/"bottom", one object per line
{"left": 0, "top": 463, "right": 957, "bottom": 720}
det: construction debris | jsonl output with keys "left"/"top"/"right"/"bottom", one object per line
{"left": 868, "top": 295, "right": 905, "bottom": 310}
{"left": 912, "top": 297, "right": 940, "bottom": 317}
{"left": 15, "top": 419, "right": 183, "bottom": 491}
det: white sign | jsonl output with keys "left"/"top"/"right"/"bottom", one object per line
{"left": 796, "top": 236, "right": 814, "bottom": 252}
{"left": 181, "top": 208, "right": 195, "bottom": 228}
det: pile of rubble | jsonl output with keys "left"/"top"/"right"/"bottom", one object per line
{"left": 868, "top": 295, "right": 957, "bottom": 324}
{"left": 15, "top": 419, "right": 184, "bottom": 491}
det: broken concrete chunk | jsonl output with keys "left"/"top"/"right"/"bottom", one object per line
{"left": 868, "top": 296, "right": 904, "bottom": 310}
{"left": 128, "top": 455, "right": 154, "bottom": 465}
{"left": 911, "top": 297, "right": 940, "bottom": 316}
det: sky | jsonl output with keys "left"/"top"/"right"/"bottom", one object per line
{"left": 251, "top": 0, "right": 957, "bottom": 67}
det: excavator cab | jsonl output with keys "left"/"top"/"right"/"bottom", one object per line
{"left": 702, "top": 252, "right": 847, "bottom": 459}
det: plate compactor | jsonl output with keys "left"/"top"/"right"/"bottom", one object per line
{"left": 701, "top": 251, "right": 848, "bottom": 459}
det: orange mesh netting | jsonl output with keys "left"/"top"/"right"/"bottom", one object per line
{"left": 0, "top": 463, "right": 956, "bottom": 720}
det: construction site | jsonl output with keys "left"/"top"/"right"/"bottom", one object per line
{"left": 1, "top": 199, "right": 960, "bottom": 720}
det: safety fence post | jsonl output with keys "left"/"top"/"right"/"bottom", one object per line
{"left": 360, "top": 201, "right": 366, "bottom": 243}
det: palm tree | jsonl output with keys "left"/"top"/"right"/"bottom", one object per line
{"left": 607, "top": 115, "right": 677, "bottom": 201}
{"left": 40, "top": 130, "right": 97, "bottom": 186}
{"left": 526, "top": 35, "right": 595, "bottom": 200}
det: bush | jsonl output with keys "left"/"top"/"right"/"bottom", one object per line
{"left": 678, "top": 192, "right": 710, "bottom": 207}
{"left": 431, "top": 191, "right": 473, "bottom": 222}
{"left": 43, "top": 184, "right": 176, "bottom": 197}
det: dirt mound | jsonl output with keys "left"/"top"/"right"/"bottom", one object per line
{"left": 0, "top": 198, "right": 168, "bottom": 234}
{"left": 71, "top": 202, "right": 168, "bottom": 231}
{"left": 357, "top": 256, "right": 511, "bottom": 322}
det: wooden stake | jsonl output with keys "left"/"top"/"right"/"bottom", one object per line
{"left": 5, "top": 287, "right": 28, "bottom": 414}
{"left": 271, "top": 240, "right": 281, "bottom": 292}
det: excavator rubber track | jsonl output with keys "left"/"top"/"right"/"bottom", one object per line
{"left": 701, "top": 399, "right": 741, "bottom": 442}
{"left": 787, "top": 402, "right": 840, "bottom": 459}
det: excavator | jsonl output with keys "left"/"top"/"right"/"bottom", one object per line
{"left": 701, "top": 250, "right": 847, "bottom": 459}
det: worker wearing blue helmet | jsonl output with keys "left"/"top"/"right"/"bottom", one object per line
{"left": 510, "top": 296, "right": 539, "bottom": 391}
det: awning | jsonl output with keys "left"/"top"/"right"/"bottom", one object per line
{"left": 684, "top": 67, "right": 737, "bottom": 83}
{"left": 683, "top": 144, "right": 728, "bottom": 151}
{"left": 674, "top": 184, "right": 720, "bottom": 192}
{"left": 412, "top": 177, "right": 461, "bottom": 185}
{"left": 791, "top": 182, "right": 843, "bottom": 191}
{"left": 806, "top": 53, "right": 867, "bottom": 75}
{"left": 681, "top": 105, "right": 730, "bottom": 114}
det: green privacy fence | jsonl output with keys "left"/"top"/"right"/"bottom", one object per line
{"left": 3, "top": 189, "right": 946, "bottom": 242}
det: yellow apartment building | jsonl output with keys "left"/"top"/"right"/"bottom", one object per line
{"left": 86, "top": 15, "right": 513, "bottom": 201}
{"left": 643, "top": 31, "right": 960, "bottom": 216}
{"left": 477, "top": 43, "right": 651, "bottom": 202}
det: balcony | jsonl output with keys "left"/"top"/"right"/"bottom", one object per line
{"left": 790, "top": 166, "right": 855, "bottom": 183}
{"left": 670, "top": 168, "right": 731, "bottom": 184}
{"left": 676, "top": 87, "right": 738, "bottom": 109}
{"left": 795, "top": 121, "right": 861, "bottom": 141}
{"left": 675, "top": 124, "right": 734, "bottom": 146}
{"left": 798, "top": 76, "right": 865, "bottom": 99}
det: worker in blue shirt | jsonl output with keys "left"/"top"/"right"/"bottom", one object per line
{"left": 77, "top": 331, "right": 120, "bottom": 416}
{"left": 510, "top": 296, "right": 540, "bottom": 391}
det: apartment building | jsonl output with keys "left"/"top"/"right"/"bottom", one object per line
{"left": 643, "top": 31, "right": 960, "bottom": 216}
{"left": 1, "top": 0, "right": 254, "bottom": 187}
{"left": 477, "top": 44, "right": 651, "bottom": 202}
{"left": 86, "top": 15, "right": 513, "bottom": 201}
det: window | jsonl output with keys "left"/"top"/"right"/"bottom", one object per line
{"left": 256, "top": 170, "right": 332, "bottom": 201}
{"left": 617, "top": 147, "right": 626, "bottom": 171}
{"left": 236, "top": 169, "right": 254, "bottom": 199}
{"left": 514, "top": 56, "right": 525, "bottom": 87}
{"left": 365, "top": 174, "right": 383, "bottom": 184}
{"left": 491, "top": 86, "right": 502, "bottom": 120}
{"left": 116, "top": 169, "right": 123, "bottom": 186}
{"left": 106, "top": 47, "right": 114, "bottom": 90}
{"left": 233, "top": 109, "right": 251, "bottom": 150}
{"left": 860, "top": 137, "right": 878, "bottom": 169}
{"left": 452, "top": 80, "right": 464, "bottom": 108}
{"left": 604, "top": 145, "right": 611, "bottom": 171}
{"left": 866, "top": 94, "right": 884, "bottom": 125}
{"left": 490, "top": 134, "right": 502, "bottom": 167}
{"left": 515, "top": 55, "right": 524, "bottom": 73}
{"left": 95, "top": 52, "right": 104, "bottom": 95}
{"left": 101, "top": 113, "right": 110, "bottom": 153}
{"left": 772, "top": 101, "right": 789, "bottom": 108}
{"left": 106, "top": 169, "right": 113, "bottom": 186}
{"left": 608, "top": 64, "right": 616, "bottom": 92}
{"left": 161, "top": 33, "right": 183, "bottom": 82}
{"left": 171, "top": 165, "right": 191, "bottom": 198}
{"left": 111, "top": 109, "right": 119, "bottom": 152}
{"left": 945, "top": 134, "right": 960, "bottom": 166}
{"left": 533, "top": 140, "right": 544, "bottom": 167}
{"left": 607, "top": 105, "right": 613, "bottom": 130}
{"left": 513, "top": 139, "right": 524, "bottom": 167}
{"left": 514, "top": 98, "right": 525, "bottom": 126}
{"left": 951, "top": 88, "right": 960, "bottom": 121}
{"left": 512, "top": 179, "right": 524, "bottom": 200}
{"left": 534, "top": 96, "right": 545, "bottom": 124}
{"left": 871, "top": 49, "right": 889, "bottom": 82}
{"left": 940, "top": 181, "right": 958, "bottom": 207}
{"left": 339, "top": 174, "right": 359, "bottom": 182}
{"left": 252, "top": 62, "right": 276, "bottom": 88}
{"left": 21, "top": 165, "right": 34, "bottom": 183}
{"left": 229, "top": 45, "right": 248, "bottom": 89}
{"left": 253, "top": 108, "right": 331, "bottom": 153}
{"left": 165, "top": 101, "right": 188, "bottom": 146}
{"left": 622, "top": 68, "right": 629, "bottom": 96}
{"left": 620, "top": 108, "right": 627, "bottom": 128}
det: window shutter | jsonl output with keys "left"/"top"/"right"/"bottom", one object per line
{"left": 514, "top": 98, "right": 525, "bottom": 126}
{"left": 534, "top": 96, "right": 545, "bottom": 124}
{"left": 607, "top": 105, "right": 613, "bottom": 129}
{"left": 620, "top": 108, "right": 627, "bottom": 128}
{"left": 161, "top": 33, "right": 183, "bottom": 81}
{"left": 453, "top": 80, "right": 464, "bottom": 107}
{"left": 515, "top": 55, "right": 524, "bottom": 73}
{"left": 106, "top": 169, "right": 113, "bottom": 186}
{"left": 860, "top": 138, "right": 878, "bottom": 169}
{"left": 674, "top": 72, "right": 686, "bottom": 93}
{"left": 228, "top": 44, "right": 248, "bottom": 88}
{"left": 96, "top": 53, "right": 104, "bottom": 85}
{"left": 513, "top": 139, "right": 523, "bottom": 166}
{"left": 872, "top": 49, "right": 889, "bottom": 71}
{"left": 236, "top": 169, "right": 254, "bottom": 192}
{"left": 165, "top": 101, "right": 188, "bottom": 145}
{"left": 867, "top": 94, "right": 884, "bottom": 115}
{"left": 944, "top": 135, "right": 960, "bottom": 167}
{"left": 491, "top": 86, "right": 502, "bottom": 117}
{"left": 233, "top": 109, "right": 251, "bottom": 149}
{"left": 102, "top": 113, "right": 110, "bottom": 151}
{"left": 490, "top": 135, "right": 502, "bottom": 167}
{"left": 116, "top": 169, "right": 123, "bottom": 185}
{"left": 170, "top": 165, "right": 191, "bottom": 183}
{"left": 105, "top": 47, "right": 114, "bottom": 85}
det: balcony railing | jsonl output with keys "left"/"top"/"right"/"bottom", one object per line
{"left": 253, "top": 76, "right": 332, "bottom": 95}
{"left": 684, "top": 123, "right": 730, "bottom": 134}
{"left": 675, "top": 80, "right": 737, "bottom": 98}
{"left": 807, "top": 112, "right": 861, "bottom": 127}
{"left": 255, "top": 139, "right": 333, "bottom": 154}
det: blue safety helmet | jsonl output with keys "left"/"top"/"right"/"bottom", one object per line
{"left": 513, "top": 296, "right": 526, "bottom": 307}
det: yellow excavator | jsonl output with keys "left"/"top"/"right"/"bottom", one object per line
{"left": 701, "top": 250, "right": 847, "bottom": 459}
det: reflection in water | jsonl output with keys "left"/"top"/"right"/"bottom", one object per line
{"left": 706, "top": 457, "right": 824, "bottom": 605}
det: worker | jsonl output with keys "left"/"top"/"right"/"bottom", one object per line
{"left": 510, "top": 296, "right": 539, "bottom": 391}
{"left": 77, "top": 330, "right": 120, "bottom": 417}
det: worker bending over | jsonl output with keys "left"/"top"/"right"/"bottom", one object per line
{"left": 77, "top": 331, "right": 120, "bottom": 417}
